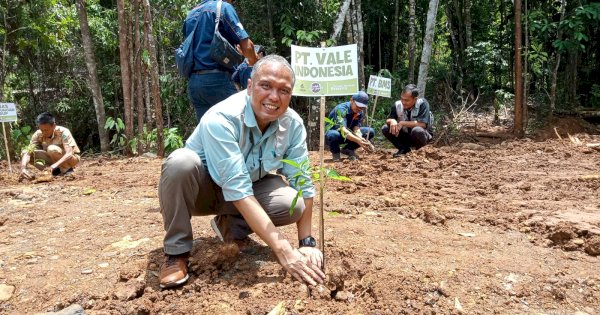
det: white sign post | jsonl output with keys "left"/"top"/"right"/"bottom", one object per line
{"left": 0, "top": 102, "right": 18, "bottom": 173}
{"left": 291, "top": 43, "right": 359, "bottom": 269}
{"left": 365, "top": 73, "right": 392, "bottom": 134}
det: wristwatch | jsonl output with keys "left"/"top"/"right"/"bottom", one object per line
{"left": 298, "top": 236, "right": 317, "bottom": 248}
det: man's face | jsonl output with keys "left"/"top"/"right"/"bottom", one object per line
{"left": 400, "top": 91, "right": 417, "bottom": 109}
{"left": 350, "top": 100, "right": 365, "bottom": 114}
{"left": 38, "top": 123, "right": 56, "bottom": 138}
{"left": 247, "top": 62, "right": 293, "bottom": 130}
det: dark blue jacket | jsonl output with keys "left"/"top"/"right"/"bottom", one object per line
{"left": 183, "top": 0, "right": 249, "bottom": 72}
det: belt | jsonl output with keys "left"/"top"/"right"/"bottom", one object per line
{"left": 192, "top": 69, "right": 226, "bottom": 75}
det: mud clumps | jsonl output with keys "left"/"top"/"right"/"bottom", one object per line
{"left": 584, "top": 236, "right": 600, "bottom": 256}
{"left": 547, "top": 225, "right": 577, "bottom": 245}
{"left": 422, "top": 208, "right": 446, "bottom": 225}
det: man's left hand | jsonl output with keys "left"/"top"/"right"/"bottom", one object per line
{"left": 359, "top": 139, "right": 375, "bottom": 153}
{"left": 298, "top": 247, "right": 323, "bottom": 270}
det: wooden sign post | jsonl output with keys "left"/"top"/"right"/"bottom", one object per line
{"left": 0, "top": 102, "right": 18, "bottom": 173}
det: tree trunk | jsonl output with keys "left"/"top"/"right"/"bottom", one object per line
{"left": 134, "top": 0, "right": 145, "bottom": 153}
{"left": 407, "top": 0, "right": 417, "bottom": 83}
{"left": 345, "top": 10, "right": 353, "bottom": 45}
{"left": 352, "top": 0, "right": 365, "bottom": 88}
{"left": 417, "top": 0, "right": 440, "bottom": 96}
{"left": 549, "top": 0, "right": 566, "bottom": 112}
{"left": 142, "top": 0, "right": 164, "bottom": 157}
{"left": 378, "top": 17, "right": 381, "bottom": 70}
{"left": 514, "top": 0, "right": 524, "bottom": 137}
{"left": 266, "top": 0, "right": 274, "bottom": 40}
{"left": 75, "top": 0, "right": 109, "bottom": 153}
{"left": 445, "top": 3, "right": 462, "bottom": 91}
{"left": 307, "top": 97, "right": 320, "bottom": 151}
{"left": 391, "top": 0, "right": 399, "bottom": 72}
{"left": 127, "top": 0, "right": 135, "bottom": 145}
{"left": 463, "top": 0, "right": 472, "bottom": 48}
{"left": 117, "top": 0, "right": 133, "bottom": 154}
{"left": 523, "top": 0, "right": 529, "bottom": 129}
{"left": 330, "top": 0, "right": 352, "bottom": 42}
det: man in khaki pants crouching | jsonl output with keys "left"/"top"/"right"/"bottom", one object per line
{"left": 20, "top": 112, "right": 80, "bottom": 179}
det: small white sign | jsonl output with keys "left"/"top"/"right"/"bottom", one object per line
{"left": 366, "top": 75, "right": 392, "bottom": 98}
{"left": 0, "top": 103, "right": 17, "bottom": 123}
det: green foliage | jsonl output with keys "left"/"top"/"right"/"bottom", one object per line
{"left": 10, "top": 125, "right": 34, "bottom": 157}
{"left": 130, "top": 126, "right": 184, "bottom": 155}
{"left": 281, "top": 158, "right": 350, "bottom": 216}
{"left": 104, "top": 116, "right": 127, "bottom": 151}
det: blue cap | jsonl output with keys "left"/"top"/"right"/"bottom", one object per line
{"left": 351, "top": 91, "right": 369, "bottom": 108}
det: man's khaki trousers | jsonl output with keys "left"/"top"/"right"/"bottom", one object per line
{"left": 33, "top": 145, "right": 80, "bottom": 172}
{"left": 158, "top": 148, "right": 304, "bottom": 256}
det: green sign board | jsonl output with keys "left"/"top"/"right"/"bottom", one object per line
{"left": 291, "top": 44, "right": 359, "bottom": 96}
{"left": 0, "top": 103, "right": 17, "bottom": 123}
{"left": 366, "top": 75, "right": 392, "bottom": 98}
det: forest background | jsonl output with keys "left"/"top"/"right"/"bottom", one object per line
{"left": 0, "top": 0, "right": 598, "bottom": 159}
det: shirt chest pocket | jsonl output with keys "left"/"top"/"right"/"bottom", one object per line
{"left": 261, "top": 139, "right": 287, "bottom": 171}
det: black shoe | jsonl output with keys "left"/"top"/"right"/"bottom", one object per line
{"left": 332, "top": 152, "right": 341, "bottom": 162}
{"left": 51, "top": 167, "right": 61, "bottom": 176}
{"left": 341, "top": 148, "right": 359, "bottom": 160}
{"left": 393, "top": 148, "right": 411, "bottom": 157}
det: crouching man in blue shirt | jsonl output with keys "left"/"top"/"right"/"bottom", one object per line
{"left": 158, "top": 55, "right": 325, "bottom": 289}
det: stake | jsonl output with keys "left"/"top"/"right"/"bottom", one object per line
{"left": 318, "top": 42, "right": 326, "bottom": 270}
{"left": 2, "top": 122, "right": 12, "bottom": 173}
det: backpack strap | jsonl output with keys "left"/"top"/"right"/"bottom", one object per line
{"left": 214, "top": 0, "right": 222, "bottom": 33}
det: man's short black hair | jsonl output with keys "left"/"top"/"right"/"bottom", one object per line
{"left": 36, "top": 112, "right": 55, "bottom": 125}
{"left": 403, "top": 84, "right": 419, "bottom": 98}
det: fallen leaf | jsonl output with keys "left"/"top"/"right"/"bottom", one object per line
{"left": 454, "top": 297, "right": 463, "bottom": 313}
{"left": 109, "top": 235, "right": 149, "bottom": 250}
{"left": 267, "top": 301, "right": 286, "bottom": 315}
{"left": 82, "top": 188, "right": 96, "bottom": 195}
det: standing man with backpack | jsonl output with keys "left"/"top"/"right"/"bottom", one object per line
{"left": 182, "top": 0, "right": 258, "bottom": 122}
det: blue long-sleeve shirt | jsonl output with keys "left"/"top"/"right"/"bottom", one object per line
{"left": 183, "top": 0, "right": 249, "bottom": 72}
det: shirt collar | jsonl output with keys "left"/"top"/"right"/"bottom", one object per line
{"left": 243, "top": 95, "right": 280, "bottom": 136}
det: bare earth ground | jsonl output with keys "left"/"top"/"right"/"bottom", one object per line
{"left": 0, "top": 130, "right": 599, "bottom": 314}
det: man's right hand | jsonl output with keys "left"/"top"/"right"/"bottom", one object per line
{"left": 277, "top": 247, "right": 325, "bottom": 286}
{"left": 20, "top": 169, "right": 33, "bottom": 180}
{"left": 389, "top": 121, "right": 400, "bottom": 136}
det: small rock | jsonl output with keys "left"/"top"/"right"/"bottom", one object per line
{"left": 81, "top": 269, "right": 93, "bottom": 275}
{"left": 334, "top": 291, "right": 354, "bottom": 301}
{"left": 461, "top": 143, "right": 485, "bottom": 151}
{"left": 238, "top": 291, "right": 250, "bottom": 299}
{"left": 0, "top": 207, "right": 4, "bottom": 214}
{"left": 572, "top": 238, "right": 584, "bottom": 245}
{"left": 35, "top": 304, "right": 86, "bottom": 315}
{"left": 113, "top": 281, "right": 144, "bottom": 301}
{"left": 98, "top": 262, "right": 109, "bottom": 268}
{"left": 15, "top": 194, "right": 34, "bottom": 201}
{"left": 142, "top": 152, "right": 158, "bottom": 158}
{"left": 0, "top": 284, "right": 15, "bottom": 301}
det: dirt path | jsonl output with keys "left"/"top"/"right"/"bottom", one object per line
{"left": 0, "top": 136, "right": 599, "bottom": 314}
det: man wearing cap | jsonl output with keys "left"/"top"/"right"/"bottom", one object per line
{"left": 325, "top": 91, "right": 375, "bottom": 161}
{"left": 183, "top": 0, "right": 258, "bottom": 122}
{"left": 382, "top": 84, "right": 433, "bottom": 157}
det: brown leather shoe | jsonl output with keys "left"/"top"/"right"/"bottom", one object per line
{"left": 159, "top": 254, "right": 189, "bottom": 289}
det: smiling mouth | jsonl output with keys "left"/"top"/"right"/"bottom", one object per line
{"left": 263, "top": 103, "right": 279, "bottom": 111}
